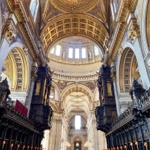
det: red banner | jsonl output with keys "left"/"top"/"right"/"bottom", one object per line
{"left": 14, "top": 100, "right": 28, "bottom": 117}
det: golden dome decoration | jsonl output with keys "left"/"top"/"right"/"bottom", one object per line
{"left": 41, "top": 13, "right": 108, "bottom": 53}
{"left": 50, "top": 0, "right": 99, "bottom": 13}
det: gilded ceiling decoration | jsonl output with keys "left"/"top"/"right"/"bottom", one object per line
{"left": 50, "top": 0, "right": 99, "bottom": 13}
{"left": 41, "top": 14, "right": 108, "bottom": 53}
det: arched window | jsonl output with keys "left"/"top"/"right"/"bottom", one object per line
{"left": 55, "top": 45, "right": 61, "bottom": 56}
{"left": 68, "top": 48, "right": 73, "bottom": 58}
{"left": 94, "top": 46, "right": 99, "bottom": 56}
{"left": 29, "top": 0, "right": 39, "bottom": 21}
{"left": 75, "top": 48, "right": 80, "bottom": 59}
{"left": 75, "top": 115, "right": 81, "bottom": 130}
{"left": 81, "top": 48, "right": 86, "bottom": 58}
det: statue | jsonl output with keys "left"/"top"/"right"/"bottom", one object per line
{"left": 0, "top": 78, "right": 10, "bottom": 104}
{"left": 129, "top": 79, "right": 146, "bottom": 107}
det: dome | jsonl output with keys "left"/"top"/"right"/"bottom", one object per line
{"left": 48, "top": 36, "right": 103, "bottom": 77}
{"left": 48, "top": 36, "right": 103, "bottom": 65}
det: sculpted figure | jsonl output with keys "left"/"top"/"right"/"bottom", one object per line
{"left": 129, "top": 79, "right": 146, "bottom": 107}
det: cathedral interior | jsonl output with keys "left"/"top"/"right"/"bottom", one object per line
{"left": 0, "top": 0, "right": 150, "bottom": 150}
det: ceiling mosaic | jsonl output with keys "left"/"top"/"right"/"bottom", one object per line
{"left": 50, "top": 0, "right": 99, "bottom": 13}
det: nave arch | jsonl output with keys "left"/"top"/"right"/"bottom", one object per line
{"left": 0, "top": 42, "right": 30, "bottom": 103}
{"left": 119, "top": 47, "right": 139, "bottom": 93}
{"left": 1, "top": 47, "right": 29, "bottom": 92}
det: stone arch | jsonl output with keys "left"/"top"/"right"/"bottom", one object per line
{"left": 119, "top": 47, "right": 139, "bottom": 93}
{"left": 1, "top": 42, "right": 29, "bottom": 92}
{"left": 72, "top": 135, "right": 84, "bottom": 150}
{"left": 60, "top": 83, "right": 94, "bottom": 117}
{"left": 61, "top": 83, "right": 94, "bottom": 102}
{"left": 2, "top": 52, "right": 17, "bottom": 90}
{"left": 118, "top": 41, "right": 150, "bottom": 89}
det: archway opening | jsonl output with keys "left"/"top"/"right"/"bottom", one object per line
{"left": 119, "top": 48, "right": 140, "bottom": 93}
{"left": 0, "top": 47, "right": 28, "bottom": 104}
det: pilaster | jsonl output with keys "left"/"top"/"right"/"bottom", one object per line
{"left": 0, "top": 17, "right": 17, "bottom": 75}
{"left": 48, "top": 112, "right": 63, "bottom": 150}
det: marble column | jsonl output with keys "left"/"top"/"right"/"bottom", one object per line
{"left": 48, "top": 113, "right": 62, "bottom": 150}
{"left": 87, "top": 114, "right": 107, "bottom": 150}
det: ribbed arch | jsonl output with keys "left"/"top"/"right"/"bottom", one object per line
{"left": 119, "top": 48, "right": 139, "bottom": 93}
{"left": 2, "top": 47, "right": 28, "bottom": 92}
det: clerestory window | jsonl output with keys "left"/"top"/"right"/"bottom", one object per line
{"left": 30, "top": 0, "right": 39, "bottom": 22}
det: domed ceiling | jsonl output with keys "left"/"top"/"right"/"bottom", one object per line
{"left": 48, "top": 36, "right": 103, "bottom": 64}
{"left": 48, "top": 36, "right": 102, "bottom": 79}
{"left": 50, "top": 0, "right": 99, "bottom": 13}
{"left": 40, "top": 0, "right": 109, "bottom": 80}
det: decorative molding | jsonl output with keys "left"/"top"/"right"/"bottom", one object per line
{"left": 5, "top": 0, "right": 44, "bottom": 64}
{"left": 2, "top": 23, "right": 16, "bottom": 43}
{"left": 52, "top": 72, "right": 98, "bottom": 81}
{"left": 107, "top": 0, "right": 138, "bottom": 65}
{"left": 128, "top": 17, "right": 140, "bottom": 43}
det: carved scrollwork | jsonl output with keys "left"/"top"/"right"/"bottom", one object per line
{"left": 128, "top": 17, "right": 140, "bottom": 43}
{"left": 2, "top": 24, "right": 16, "bottom": 43}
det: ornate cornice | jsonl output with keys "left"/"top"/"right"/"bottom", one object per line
{"left": 2, "top": 21, "right": 16, "bottom": 43}
{"left": 5, "top": 0, "right": 45, "bottom": 64}
{"left": 128, "top": 17, "right": 140, "bottom": 43}
{"left": 107, "top": 0, "right": 138, "bottom": 65}
{"left": 52, "top": 72, "right": 98, "bottom": 81}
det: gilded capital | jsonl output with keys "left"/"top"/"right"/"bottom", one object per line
{"left": 2, "top": 24, "right": 16, "bottom": 43}
{"left": 128, "top": 18, "right": 140, "bottom": 43}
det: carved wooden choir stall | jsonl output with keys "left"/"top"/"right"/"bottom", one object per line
{"left": 0, "top": 65, "right": 53, "bottom": 150}
{"left": 95, "top": 65, "right": 150, "bottom": 150}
